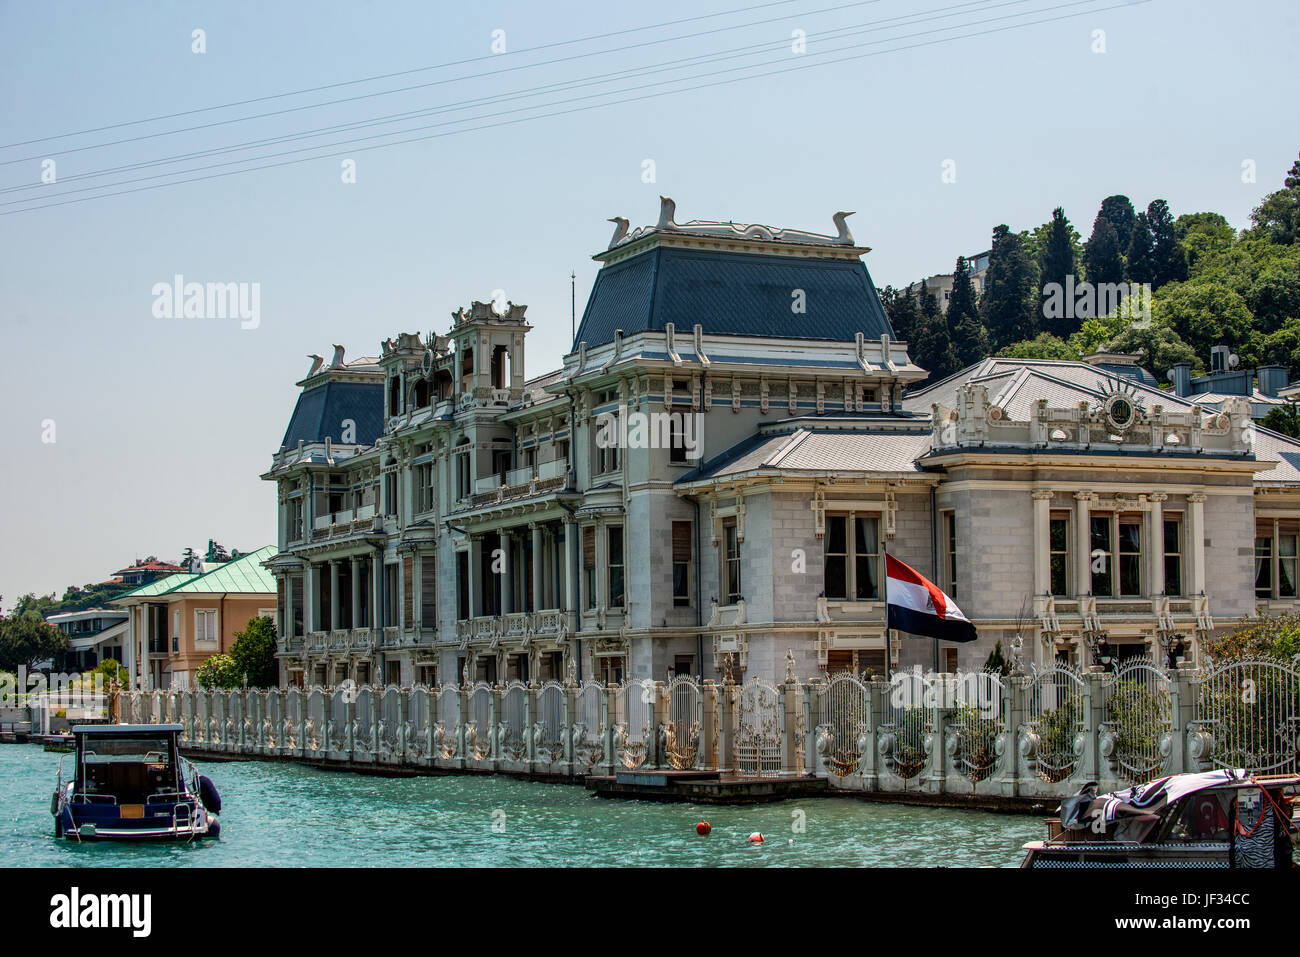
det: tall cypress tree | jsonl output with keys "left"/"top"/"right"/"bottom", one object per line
{"left": 913, "top": 278, "right": 960, "bottom": 382}
{"left": 948, "top": 255, "right": 989, "bottom": 367}
{"left": 1147, "top": 198, "right": 1188, "bottom": 289}
{"left": 1083, "top": 214, "right": 1125, "bottom": 288}
{"left": 882, "top": 284, "right": 920, "bottom": 343}
{"left": 980, "top": 224, "right": 1040, "bottom": 350}
{"left": 1125, "top": 211, "right": 1156, "bottom": 285}
{"left": 1038, "top": 207, "right": 1079, "bottom": 338}
{"left": 1098, "top": 195, "right": 1137, "bottom": 254}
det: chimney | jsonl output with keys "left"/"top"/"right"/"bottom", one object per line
{"left": 1258, "top": 364, "right": 1289, "bottom": 398}
{"left": 1210, "top": 345, "right": 1230, "bottom": 375}
{"left": 1169, "top": 362, "right": 1192, "bottom": 398}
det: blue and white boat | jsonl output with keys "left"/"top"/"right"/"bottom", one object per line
{"left": 51, "top": 724, "right": 221, "bottom": 842}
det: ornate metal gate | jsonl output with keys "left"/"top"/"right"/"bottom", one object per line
{"left": 1103, "top": 656, "right": 1172, "bottom": 783}
{"left": 735, "top": 677, "right": 782, "bottom": 775}
{"left": 1192, "top": 657, "right": 1300, "bottom": 774}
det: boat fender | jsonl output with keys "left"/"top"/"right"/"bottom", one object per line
{"left": 208, "top": 817, "right": 221, "bottom": 839}
{"left": 198, "top": 775, "right": 222, "bottom": 813}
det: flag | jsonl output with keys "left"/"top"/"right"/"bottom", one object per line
{"left": 885, "top": 553, "right": 978, "bottom": 643}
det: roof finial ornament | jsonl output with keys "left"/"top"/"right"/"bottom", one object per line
{"left": 306, "top": 354, "right": 324, "bottom": 377}
{"left": 657, "top": 195, "right": 677, "bottom": 230}
{"left": 607, "top": 216, "right": 629, "bottom": 248}
{"left": 330, "top": 344, "right": 346, "bottom": 368}
{"left": 832, "top": 211, "right": 856, "bottom": 245}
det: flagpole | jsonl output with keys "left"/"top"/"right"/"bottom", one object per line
{"left": 883, "top": 540, "right": 892, "bottom": 683}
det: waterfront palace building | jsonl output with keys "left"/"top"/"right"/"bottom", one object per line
{"left": 262, "top": 199, "right": 1300, "bottom": 688}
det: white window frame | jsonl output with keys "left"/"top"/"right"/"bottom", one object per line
{"left": 195, "top": 608, "right": 219, "bottom": 645}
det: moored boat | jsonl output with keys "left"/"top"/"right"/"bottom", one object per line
{"left": 1022, "top": 769, "right": 1298, "bottom": 868}
{"left": 51, "top": 724, "right": 221, "bottom": 842}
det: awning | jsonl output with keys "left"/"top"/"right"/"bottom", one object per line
{"left": 67, "top": 621, "right": 128, "bottom": 651}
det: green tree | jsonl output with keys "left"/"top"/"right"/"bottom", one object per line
{"left": 230, "top": 616, "right": 279, "bottom": 688}
{"left": 1098, "top": 194, "right": 1137, "bottom": 254}
{"left": 90, "top": 658, "right": 128, "bottom": 688}
{"left": 1038, "top": 207, "right": 1081, "bottom": 338}
{"left": 1126, "top": 211, "right": 1156, "bottom": 284}
{"left": 1250, "top": 150, "right": 1300, "bottom": 245}
{"left": 947, "top": 256, "right": 989, "bottom": 366}
{"left": 881, "top": 284, "right": 919, "bottom": 344}
{"left": 912, "top": 279, "right": 960, "bottom": 382}
{"left": 195, "top": 654, "right": 243, "bottom": 690}
{"left": 1261, "top": 404, "right": 1300, "bottom": 439}
{"left": 997, "top": 332, "right": 1076, "bottom": 361}
{"left": 1205, "top": 613, "right": 1300, "bottom": 661}
{"left": 1100, "top": 320, "right": 1200, "bottom": 385}
{"left": 1156, "top": 282, "right": 1260, "bottom": 367}
{"left": 1176, "top": 212, "right": 1236, "bottom": 274}
{"left": 981, "top": 224, "right": 1040, "bottom": 349}
{"left": 1083, "top": 215, "right": 1125, "bottom": 287}
{"left": 0, "top": 615, "right": 66, "bottom": 672}
{"left": 1147, "top": 199, "right": 1189, "bottom": 289}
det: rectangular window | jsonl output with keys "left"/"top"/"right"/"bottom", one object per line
{"left": 669, "top": 413, "right": 689, "bottom": 464}
{"left": 672, "top": 521, "right": 692, "bottom": 607}
{"left": 195, "top": 609, "right": 218, "bottom": 644}
{"left": 943, "top": 511, "right": 957, "bottom": 599}
{"left": 722, "top": 519, "right": 742, "bottom": 605}
{"left": 607, "top": 525, "right": 625, "bottom": 608}
{"left": 1050, "top": 514, "right": 1070, "bottom": 596}
{"left": 1163, "top": 517, "right": 1183, "bottom": 596}
{"left": 1090, "top": 514, "right": 1113, "bottom": 596}
{"left": 383, "top": 472, "right": 398, "bottom": 516}
{"left": 1118, "top": 517, "right": 1142, "bottom": 596}
{"left": 583, "top": 526, "right": 596, "bottom": 609}
{"left": 414, "top": 462, "right": 433, "bottom": 513}
{"left": 455, "top": 453, "right": 471, "bottom": 500}
{"left": 1255, "top": 532, "right": 1272, "bottom": 597}
{"left": 1281, "top": 530, "right": 1298, "bottom": 598}
{"left": 823, "top": 513, "right": 881, "bottom": 601}
{"left": 455, "top": 554, "right": 469, "bottom": 621}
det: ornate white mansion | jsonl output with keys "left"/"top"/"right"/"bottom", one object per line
{"left": 263, "top": 199, "right": 1300, "bottom": 688}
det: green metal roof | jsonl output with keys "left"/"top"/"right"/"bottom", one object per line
{"left": 111, "top": 571, "right": 200, "bottom": 602}
{"left": 161, "top": 546, "right": 277, "bottom": 595}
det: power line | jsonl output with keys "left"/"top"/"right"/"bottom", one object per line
{"left": 0, "top": 0, "right": 1014, "bottom": 195}
{"left": 0, "top": 0, "right": 879, "bottom": 158}
{"left": 2, "top": 0, "right": 1149, "bottom": 217}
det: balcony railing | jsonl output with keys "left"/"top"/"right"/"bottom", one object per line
{"left": 309, "top": 505, "right": 380, "bottom": 540}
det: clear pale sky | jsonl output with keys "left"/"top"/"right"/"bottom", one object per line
{"left": 1, "top": 0, "right": 1297, "bottom": 602}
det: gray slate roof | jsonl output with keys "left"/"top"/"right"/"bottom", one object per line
{"left": 679, "top": 427, "right": 931, "bottom": 483}
{"left": 573, "top": 246, "right": 893, "bottom": 351}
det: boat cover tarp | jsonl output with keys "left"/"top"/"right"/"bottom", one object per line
{"left": 1060, "top": 769, "right": 1249, "bottom": 830}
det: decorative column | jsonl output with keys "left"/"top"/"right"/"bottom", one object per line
{"left": 563, "top": 518, "right": 577, "bottom": 614}
{"left": 351, "top": 558, "right": 362, "bottom": 630}
{"left": 1032, "top": 489, "right": 1053, "bottom": 596}
{"left": 1073, "top": 491, "right": 1093, "bottom": 596}
{"left": 501, "top": 532, "right": 514, "bottom": 615}
{"left": 1187, "top": 493, "right": 1207, "bottom": 596}
{"left": 412, "top": 553, "right": 423, "bottom": 630}
{"left": 329, "top": 560, "right": 341, "bottom": 632}
{"left": 1148, "top": 493, "right": 1167, "bottom": 596}
{"left": 531, "top": 523, "right": 543, "bottom": 613}
{"left": 304, "top": 562, "right": 317, "bottom": 632}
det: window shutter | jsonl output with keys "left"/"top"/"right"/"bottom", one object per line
{"left": 583, "top": 526, "right": 596, "bottom": 569}
{"left": 403, "top": 557, "right": 414, "bottom": 625}
{"left": 420, "top": 554, "right": 438, "bottom": 621}
{"left": 672, "top": 521, "right": 693, "bottom": 562}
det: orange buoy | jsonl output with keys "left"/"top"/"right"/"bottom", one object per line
{"left": 748, "top": 832, "right": 764, "bottom": 843}
{"left": 696, "top": 820, "right": 711, "bottom": 836}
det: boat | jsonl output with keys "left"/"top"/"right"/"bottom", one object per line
{"left": 1021, "top": 769, "right": 1299, "bottom": 868}
{"left": 51, "top": 724, "right": 222, "bottom": 842}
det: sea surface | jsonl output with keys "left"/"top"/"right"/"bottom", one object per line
{"left": 1, "top": 745, "right": 1039, "bottom": 867}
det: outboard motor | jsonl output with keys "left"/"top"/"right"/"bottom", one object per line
{"left": 198, "top": 775, "right": 221, "bottom": 814}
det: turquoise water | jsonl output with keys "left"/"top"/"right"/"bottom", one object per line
{"left": 1, "top": 745, "right": 1039, "bottom": 867}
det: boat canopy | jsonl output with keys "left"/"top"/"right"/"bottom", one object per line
{"left": 71, "top": 724, "right": 183, "bottom": 735}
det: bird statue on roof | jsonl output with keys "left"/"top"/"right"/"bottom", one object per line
{"left": 832, "top": 211, "right": 856, "bottom": 245}
{"left": 607, "top": 216, "right": 629, "bottom": 248}
{"left": 657, "top": 196, "right": 677, "bottom": 230}
{"left": 331, "top": 344, "right": 346, "bottom": 368}
{"left": 306, "top": 354, "right": 324, "bottom": 377}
